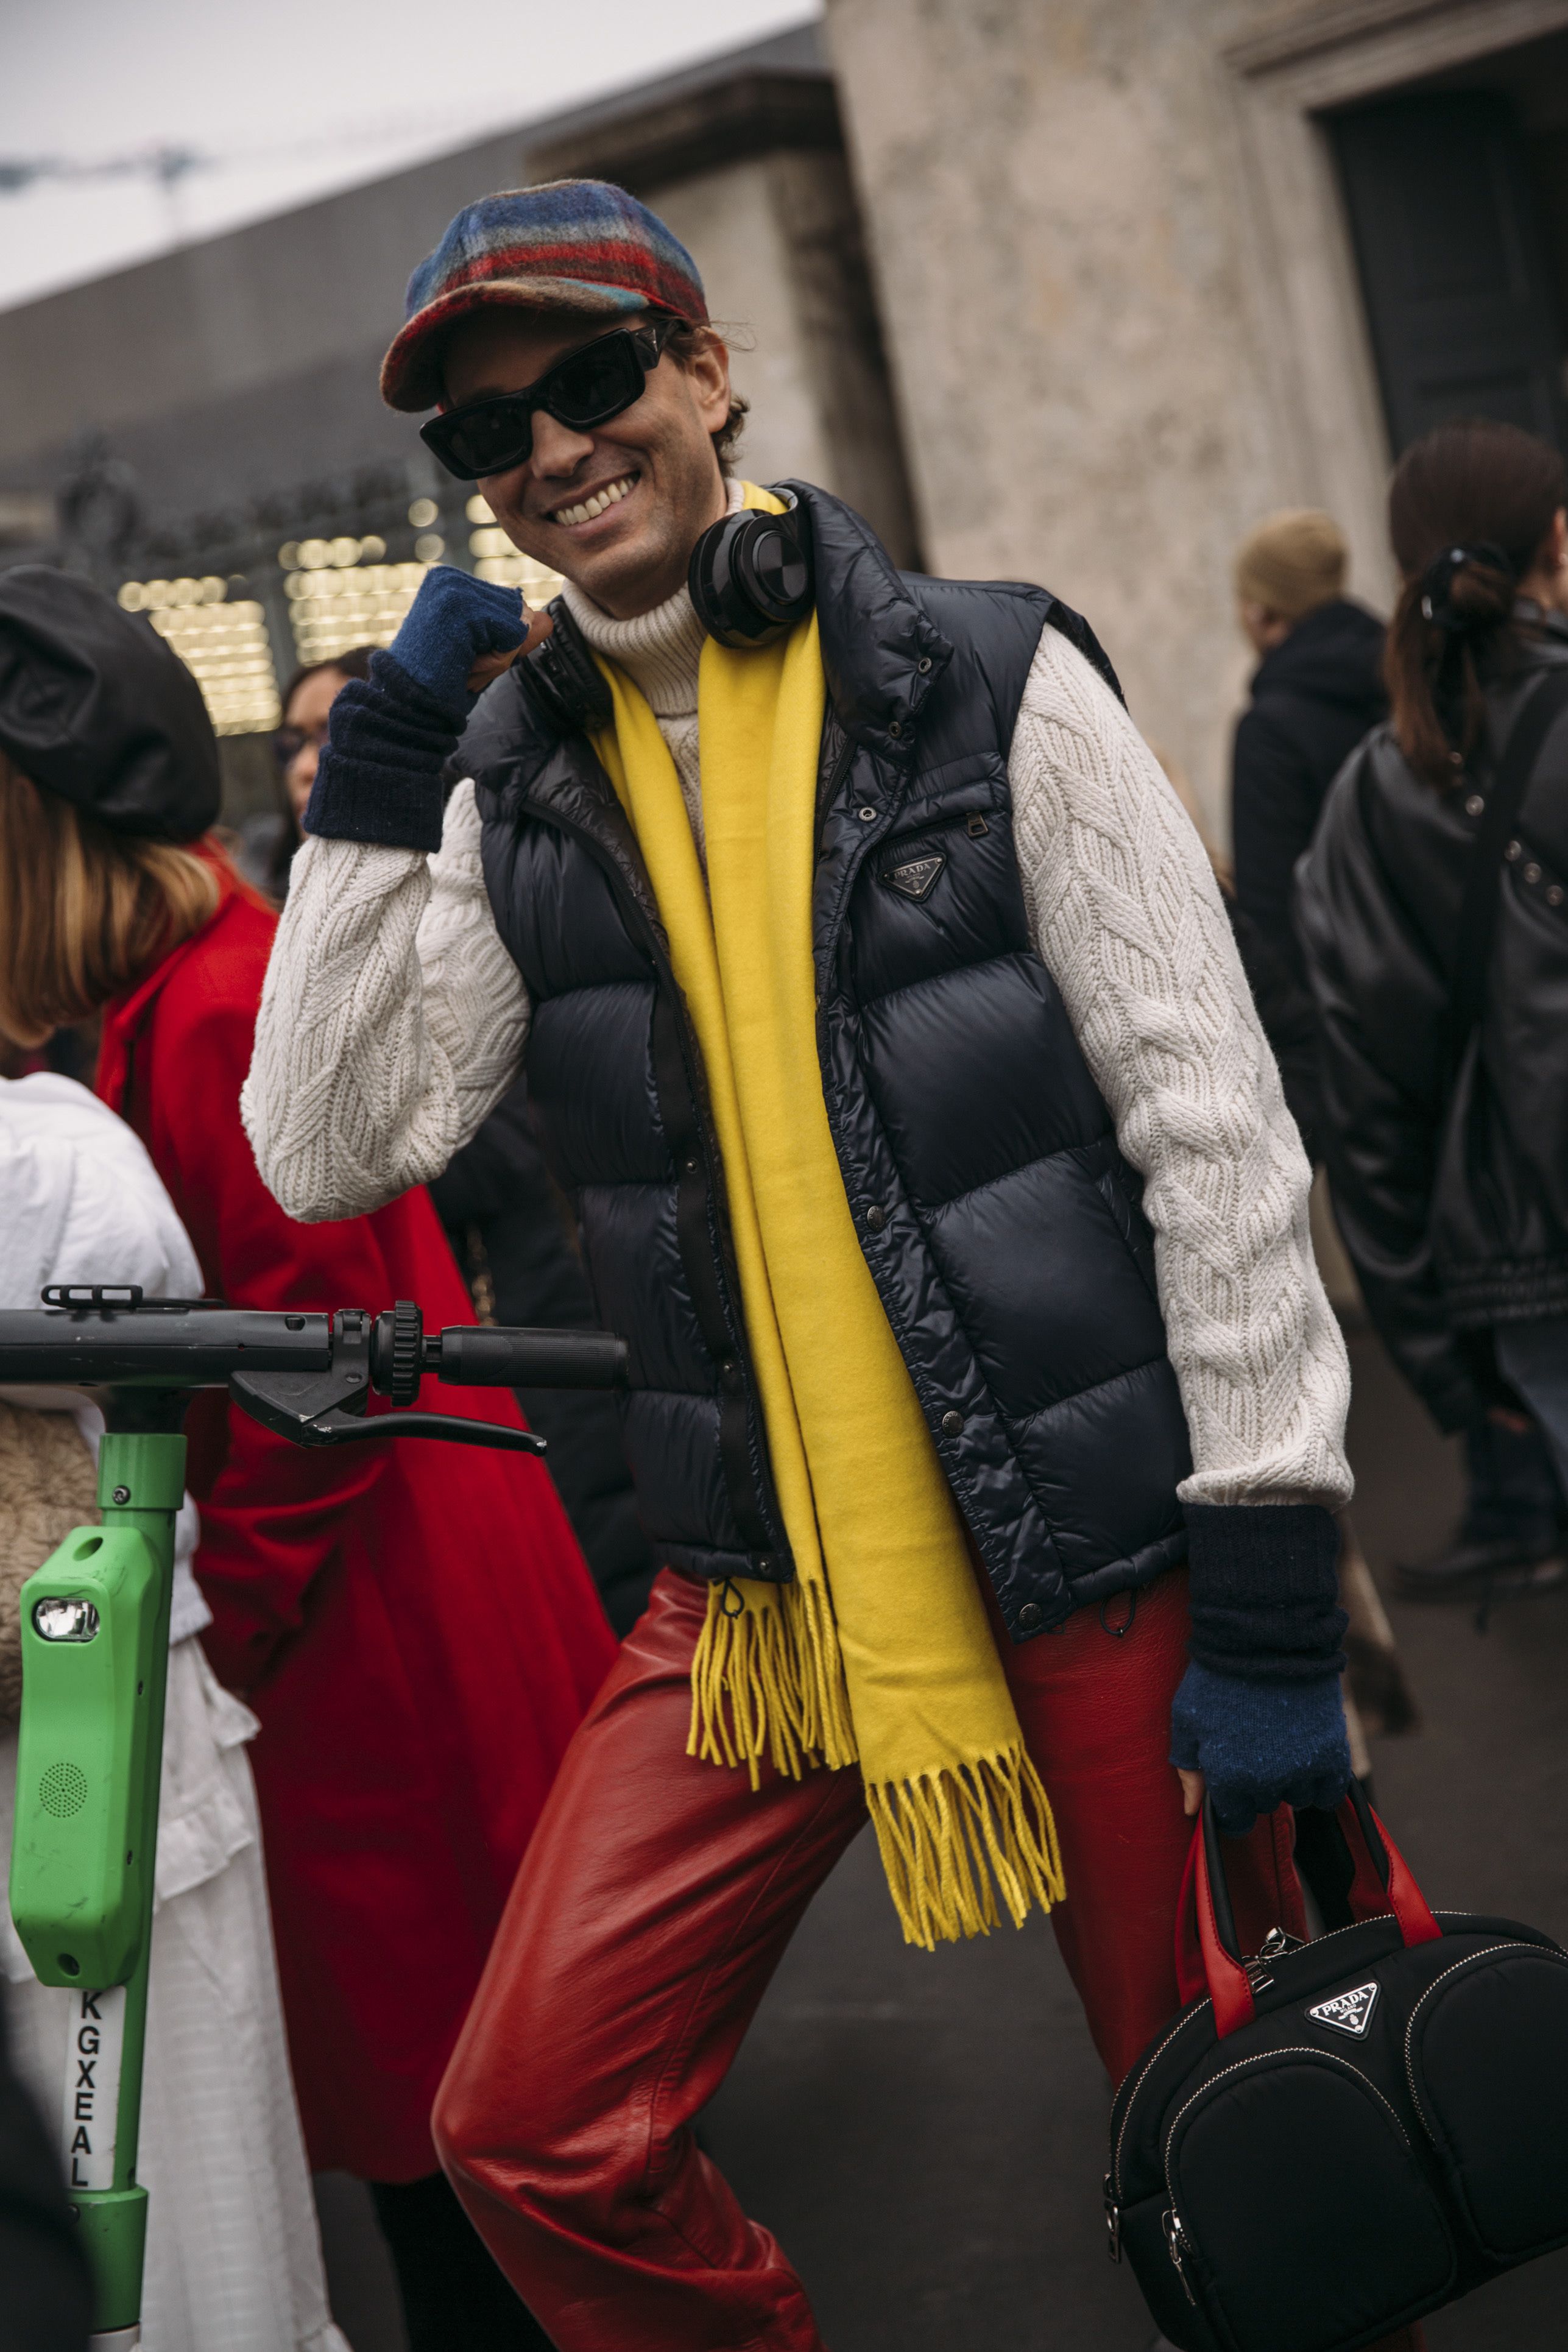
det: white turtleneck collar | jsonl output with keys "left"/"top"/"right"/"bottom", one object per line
{"left": 560, "top": 476, "right": 746, "bottom": 717}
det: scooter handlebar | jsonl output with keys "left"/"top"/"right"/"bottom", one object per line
{"left": 431, "top": 1326, "right": 628, "bottom": 1390}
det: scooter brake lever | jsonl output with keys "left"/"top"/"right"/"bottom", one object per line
{"left": 285, "top": 1407, "right": 546, "bottom": 1455}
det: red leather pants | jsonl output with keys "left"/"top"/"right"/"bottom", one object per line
{"left": 434, "top": 1566, "right": 1302, "bottom": 2351}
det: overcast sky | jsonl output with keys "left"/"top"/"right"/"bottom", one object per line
{"left": 0, "top": 0, "right": 819, "bottom": 314}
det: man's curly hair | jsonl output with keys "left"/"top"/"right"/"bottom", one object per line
{"left": 663, "top": 318, "right": 749, "bottom": 476}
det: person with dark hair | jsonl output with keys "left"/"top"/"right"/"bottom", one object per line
{"left": 0, "top": 567, "right": 616, "bottom": 2352}
{"left": 1298, "top": 417, "right": 1568, "bottom": 1506}
{"left": 242, "top": 180, "right": 1393, "bottom": 2351}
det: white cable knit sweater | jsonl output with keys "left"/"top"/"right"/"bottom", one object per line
{"left": 242, "top": 592, "right": 1352, "bottom": 1513}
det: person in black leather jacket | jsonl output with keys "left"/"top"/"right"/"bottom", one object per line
{"left": 1231, "top": 510, "right": 1386, "bottom": 1162}
{"left": 1298, "top": 417, "right": 1568, "bottom": 1496}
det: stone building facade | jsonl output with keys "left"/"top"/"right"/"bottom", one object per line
{"left": 4, "top": 5, "right": 1568, "bottom": 835}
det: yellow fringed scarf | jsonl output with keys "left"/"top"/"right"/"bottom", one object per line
{"left": 589, "top": 486, "right": 1064, "bottom": 1947}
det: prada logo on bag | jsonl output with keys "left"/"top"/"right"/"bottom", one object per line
{"left": 883, "top": 853, "right": 945, "bottom": 902}
{"left": 1307, "top": 1982, "right": 1380, "bottom": 2039}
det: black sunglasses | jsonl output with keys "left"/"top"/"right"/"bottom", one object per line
{"left": 420, "top": 317, "right": 679, "bottom": 482}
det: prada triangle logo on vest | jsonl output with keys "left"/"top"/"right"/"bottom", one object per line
{"left": 1307, "top": 1982, "right": 1380, "bottom": 2038}
{"left": 883, "top": 853, "right": 945, "bottom": 902}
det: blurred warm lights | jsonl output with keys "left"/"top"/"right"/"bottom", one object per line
{"left": 117, "top": 576, "right": 280, "bottom": 735}
{"left": 116, "top": 523, "right": 563, "bottom": 735}
{"left": 284, "top": 559, "right": 435, "bottom": 662}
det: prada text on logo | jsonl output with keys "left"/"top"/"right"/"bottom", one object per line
{"left": 1307, "top": 1982, "right": 1380, "bottom": 2039}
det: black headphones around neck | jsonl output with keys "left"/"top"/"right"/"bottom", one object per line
{"left": 516, "top": 486, "right": 816, "bottom": 733}
{"left": 687, "top": 487, "right": 814, "bottom": 649}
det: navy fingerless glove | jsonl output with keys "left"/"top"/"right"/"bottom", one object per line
{"left": 386, "top": 565, "right": 526, "bottom": 722}
{"left": 1170, "top": 1502, "right": 1351, "bottom": 1836}
{"left": 303, "top": 568, "right": 528, "bottom": 852}
{"left": 305, "top": 655, "right": 459, "bottom": 852}
{"left": 1170, "top": 1661, "right": 1352, "bottom": 1837}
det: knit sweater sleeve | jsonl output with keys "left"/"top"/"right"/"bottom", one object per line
{"left": 240, "top": 780, "right": 529, "bottom": 1221}
{"left": 1007, "top": 623, "right": 1352, "bottom": 1514}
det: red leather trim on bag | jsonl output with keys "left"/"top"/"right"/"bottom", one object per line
{"left": 1174, "top": 1830, "right": 1205, "bottom": 2008}
{"left": 1195, "top": 1823, "right": 1256, "bottom": 2037}
{"left": 1349, "top": 1798, "right": 1442, "bottom": 1949}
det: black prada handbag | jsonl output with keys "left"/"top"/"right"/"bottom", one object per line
{"left": 1106, "top": 1785, "right": 1568, "bottom": 2352}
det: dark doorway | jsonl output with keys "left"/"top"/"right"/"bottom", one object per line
{"left": 1332, "top": 88, "right": 1568, "bottom": 455}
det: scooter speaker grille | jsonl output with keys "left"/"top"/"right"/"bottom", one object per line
{"left": 38, "top": 1760, "right": 88, "bottom": 1817}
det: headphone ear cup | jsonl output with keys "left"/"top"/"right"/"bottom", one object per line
{"left": 688, "top": 504, "right": 813, "bottom": 649}
{"left": 514, "top": 599, "right": 613, "bottom": 732}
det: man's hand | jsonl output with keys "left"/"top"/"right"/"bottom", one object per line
{"left": 1169, "top": 1660, "right": 1351, "bottom": 1837}
{"left": 385, "top": 565, "right": 531, "bottom": 720}
{"left": 467, "top": 604, "right": 554, "bottom": 697}
{"left": 1178, "top": 1767, "right": 1205, "bottom": 1817}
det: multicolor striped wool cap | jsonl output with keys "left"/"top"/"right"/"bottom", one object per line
{"left": 381, "top": 179, "right": 708, "bottom": 412}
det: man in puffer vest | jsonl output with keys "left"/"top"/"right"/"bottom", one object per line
{"left": 244, "top": 183, "right": 1371, "bottom": 2351}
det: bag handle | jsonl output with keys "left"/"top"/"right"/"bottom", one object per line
{"left": 1185, "top": 1785, "right": 1441, "bottom": 2038}
{"left": 1445, "top": 663, "right": 1568, "bottom": 1072}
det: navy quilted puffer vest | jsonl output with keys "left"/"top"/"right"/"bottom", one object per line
{"left": 462, "top": 483, "right": 1190, "bottom": 1639}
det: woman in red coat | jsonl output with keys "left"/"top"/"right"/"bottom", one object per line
{"left": 0, "top": 570, "right": 616, "bottom": 2349}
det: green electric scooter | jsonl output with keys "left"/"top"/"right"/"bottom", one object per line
{"left": 0, "top": 1285, "right": 627, "bottom": 2352}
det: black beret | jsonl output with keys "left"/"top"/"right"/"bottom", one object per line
{"left": 0, "top": 567, "right": 221, "bottom": 842}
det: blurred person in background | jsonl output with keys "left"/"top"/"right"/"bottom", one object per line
{"left": 1230, "top": 508, "right": 1385, "bottom": 1161}
{"left": 0, "top": 568, "right": 616, "bottom": 2352}
{"left": 1235, "top": 503, "right": 1566, "bottom": 1603}
{"left": 1298, "top": 419, "right": 1568, "bottom": 1558}
{"left": 0, "top": 1067, "right": 345, "bottom": 2352}
{"left": 269, "top": 651, "right": 655, "bottom": 1631}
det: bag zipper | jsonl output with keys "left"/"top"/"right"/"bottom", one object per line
{"left": 1163, "top": 2205, "right": 1197, "bottom": 2304}
{"left": 1402, "top": 1942, "right": 1567, "bottom": 2146}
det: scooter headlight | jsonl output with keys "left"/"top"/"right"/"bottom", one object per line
{"left": 32, "top": 1597, "right": 101, "bottom": 1642}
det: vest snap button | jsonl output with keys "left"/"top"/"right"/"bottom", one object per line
{"left": 917, "top": 656, "right": 933, "bottom": 674}
{"left": 683, "top": 1157, "right": 699, "bottom": 1173}
{"left": 866, "top": 1205, "right": 888, "bottom": 1232}
{"left": 941, "top": 1410, "right": 964, "bottom": 1435}
{"left": 1464, "top": 794, "right": 1484, "bottom": 816}
{"left": 1525, "top": 863, "right": 1542, "bottom": 884}
{"left": 887, "top": 719, "right": 903, "bottom": 738}
{"left": 1017, "top": 1601, "right": 1043, "bottom": 1631}
{"left": 857, "top": 805, "right": 877, "bottom": 822}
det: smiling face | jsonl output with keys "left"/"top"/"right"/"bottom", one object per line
{"left": 440, "top": 308, "right": 733, "bottom": 620}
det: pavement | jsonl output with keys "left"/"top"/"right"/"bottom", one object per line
{"left": 315, "top": 1324, "right": 1568, "bottom": 2349}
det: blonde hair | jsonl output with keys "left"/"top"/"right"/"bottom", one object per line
{"left": 1234, "top": 508, "right": 1347, "bottom": 623}
{"left": 0, "top": 759, "right": 220, "bottom": 1045}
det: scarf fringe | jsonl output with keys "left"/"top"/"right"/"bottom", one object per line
{"left": 688, "top": 1581, "right": 1065, "bottom": 1947}
{"left": 687, "top": 1577, "right": 856, "bottom": 1787}
{"left": 866, "top": 1750, "right": 1067, "bottom": 1950}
